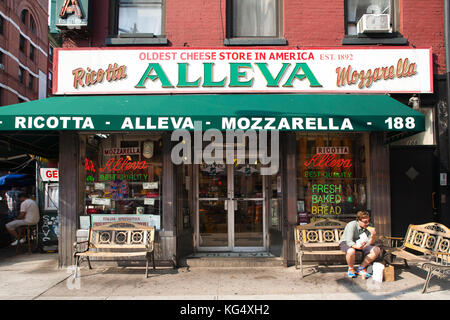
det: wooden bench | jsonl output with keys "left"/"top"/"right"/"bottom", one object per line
{"left": 73, "top": 221, "right": 156, "bottom": 278}
{"left": 295, "top": 218, "right": 354, "bottom": 278}
{"left": 383, "top": 222, "right": 450, "bottom": 293}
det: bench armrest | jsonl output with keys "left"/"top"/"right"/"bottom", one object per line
{"left": 73, "top": 240, "right": 89, "bottom": 255}
{"left": 380, "top": 236, "right": 404, "bottom": 249}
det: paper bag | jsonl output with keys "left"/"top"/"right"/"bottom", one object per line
{"left": 383, "top": 265, "right": 395, "bottom": 282}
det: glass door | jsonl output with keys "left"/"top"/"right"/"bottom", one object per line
{"left": 197, "top": 162, "right": 231, "bottom": 250}
{"left": 196, "top": 161, "right": 266, "bottom": 252}
{"left": 233, "top": 162, "right": 265, "bottom": 250}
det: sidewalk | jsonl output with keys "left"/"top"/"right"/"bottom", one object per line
{"left": 0, "top": 247, "right": 449, "bottom": 300}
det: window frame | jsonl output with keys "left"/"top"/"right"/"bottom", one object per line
{"left": 106, "top": 0, "right": 168, "bottom": 46}
{"left": 225, "top": 0, "right": 286, "bottom": 46}
{"left": 342, "top": 0, "right": 407, "bottom": 45}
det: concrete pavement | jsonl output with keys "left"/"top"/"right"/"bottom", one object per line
{"left": 0, "top": 247, "right": 449, "bottom": 300}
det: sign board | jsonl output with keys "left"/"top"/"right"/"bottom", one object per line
{"left": 55, "top": 0, "right": 89, "bottom": 29}
{"left": 40, "top": 168, "right": 59, "bottom": 182}
{"left": 54, "top": 48, "right": 433, "bottom": 95}
{"left": 90, "top": 214, "right": 160, "bottom": 230}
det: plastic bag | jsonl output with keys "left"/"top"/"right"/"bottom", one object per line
{"left": 372, "top": 262, "right": 385, "bottom": 283}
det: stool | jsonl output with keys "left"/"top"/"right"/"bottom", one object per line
{"left": 16, "top": 224, "right": 38, "bottom": 254}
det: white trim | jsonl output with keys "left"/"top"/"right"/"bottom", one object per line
{"left": 0, "top": 82, "right": 31, "bottom": 102}
{"left": 0, "top": 10, "right": 48, "bottom": 58}
{"left": 0, "top": 47, "right": 39, "bottom": 78}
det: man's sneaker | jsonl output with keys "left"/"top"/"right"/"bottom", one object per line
{"left": 10, "top": 240, "right": 18, "bottom": 246}
{"left": 348, "top": 267, "right": 357, "bottom": 278}
{"left": 357, "top": 266, "right": 372, "bottom": 279}
{"left": 19, "top": 238, "right": 26, "bottom": 244}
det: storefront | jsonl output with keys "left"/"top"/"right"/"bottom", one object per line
{"left": 0, "top": 47, "right": 431, "bottom": 266}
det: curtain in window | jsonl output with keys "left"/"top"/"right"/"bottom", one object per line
{"left": 118, "top": 0, "right": 162, "bottom": 35}
{"left": 233, "top": 0, "right": 277, "bottom": 37}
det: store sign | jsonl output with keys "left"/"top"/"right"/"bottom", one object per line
{"left": 91, "top": 214, "right": 160, "bottom": 230}
{"left": 40, "top": 168, "right": 59, "bottom": 182}
{"left": 54, "top": 48, "right": 433, "bottom": 95}
{"left": 104, "top": 147, "right": 140, "bottom": 156}
{"left": 55, "top": 0, "right": 89, "bottom": 28}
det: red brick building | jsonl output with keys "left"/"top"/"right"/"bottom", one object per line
{"left": 0, "top": 0, "right": 49, "bottom": 106}
{"left": 3, "top": 0, "right": 443, "bottom": 266}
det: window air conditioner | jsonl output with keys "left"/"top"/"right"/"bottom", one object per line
{"left": 357, "top": 14, "right": 391, "bottom": 34}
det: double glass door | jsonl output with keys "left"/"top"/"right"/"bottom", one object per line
{"left": 196, "top": 162, "right": 266, "bottom": 251}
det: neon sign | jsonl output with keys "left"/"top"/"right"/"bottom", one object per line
{"left": 99, "top": 157, "right": 149, "bottom": 172}
{"left": 304, "top": 153, "right": 352, "bottom": 168}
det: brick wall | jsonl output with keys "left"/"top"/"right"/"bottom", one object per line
{"left": 67, "top": 0, "right": 446, "bottom": 73}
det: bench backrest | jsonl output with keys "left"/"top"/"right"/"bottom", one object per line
{"left": 88, "top": 221, "right": 155, "bottom": 250}
{"left": 295, "top": 218, "right": 347, "bottom": 245}
{"left": 403, "top": 222, "right": 450, "bottom": 255}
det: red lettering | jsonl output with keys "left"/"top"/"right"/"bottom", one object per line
{"left": 98, "top": 157, "right": 149, "bottom": 172}
{"left": 304, "top": 154, "right": 352, "bottom": 168}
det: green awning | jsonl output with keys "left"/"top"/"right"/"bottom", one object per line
{"left": 0, "top": 94, "right": 424, "bottom": 132}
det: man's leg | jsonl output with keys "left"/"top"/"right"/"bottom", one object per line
{"left": 346, "top": 248, "right": 356, "bottom": 269}
{"left": 5, "top": 222, "right": 19, "bottom": 240}
{"left": 360, "top": 246, "right": 381, "bottom": 268}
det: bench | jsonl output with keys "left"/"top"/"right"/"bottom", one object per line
{"left": 383, "top": 222, "right": 450, "bottom": 293}
{"left": 295, "top": 218, "right": 356, "bottom": 278}
{"left": 73, "top": 221, "right": 156, "bottom": 278}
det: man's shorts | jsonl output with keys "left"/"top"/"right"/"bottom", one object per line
{"left": 5, "top": 220, "right": 33, "bottom": 231}
{"left": 339, "top": 242, "right": 376, "bottom": 256}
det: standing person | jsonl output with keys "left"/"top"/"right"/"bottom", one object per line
{"left": 5, "top": 192, "right": 40, "bottom": 246}
{"left": 339, "top": 210, "right": 381, "bottom": 279}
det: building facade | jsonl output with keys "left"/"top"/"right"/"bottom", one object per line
{"left": 0, "top": 0, "right": 49, "bottom": 106}
{"left": 0, "top": 0, "right": 447, "bottom": 267}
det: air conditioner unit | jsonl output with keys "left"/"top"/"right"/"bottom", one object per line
{"left": 357, "top": 14, "right": 391, "bottom": 34}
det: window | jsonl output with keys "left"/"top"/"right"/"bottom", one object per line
{"left": 107, "top": 0, "right": 167, "bottom": 45}
{"left": 118, "top": 0, "right": 163, "bottom": 35}
{"left": 20, "top": 9, "right": 28, "bottom": 25}
{"left": 19, "top": 35, "right": 26, "bottom": 52}
{"left": 230, "top": 0, "right": 279, "bottom": 38}
{"left": 29, "top": 45, "right": 35, "bottom": 61}
{"left": 82, "top": 133, "right": 164, "bottom": 230}
{"left": 30, "top": 15, "right": 36, "bottom": 34}
{"left": 225, "top": 0, "right": 286, "bottom": 46}
{"left": 18, "top": 66, "right": 24, "bottom": 83}
{"left": 346, "top": 0, "right": 398, "bottom": 36}
{"left": 296, "top": 132, "right": 370, "bottom": 224}
{"left": 49, "top": 46, "right": 53, "bottom": 61}
{"left": 0, "top": 16, "right": 3, "bottom": 35}
{"left": 48, "top": 71, "right": 53, "bottom": 89}
{"left": 28, "top": 74, "right": 34, "bottom": 90}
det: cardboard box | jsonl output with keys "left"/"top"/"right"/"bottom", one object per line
{"left": 383, "top": 265, "right": 395, "bottom": 282}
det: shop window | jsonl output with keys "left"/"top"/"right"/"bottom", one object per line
{"left": 107, "top": 0, "right": 167, "bottom": 45}
{"left": 343, "top": 0, "right": 405, "bottom": 45}
{"left": 225, "top": 0, "right": 286, "bottom": 46}
{"left": 296, "top": 133, "right": 370, "bottom": 224}
{"left": 82, "top": 133, "right": 163, "bottom": 230}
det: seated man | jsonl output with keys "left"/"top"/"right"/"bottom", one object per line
{"left": 339, "top": 210, "right": 381, "bottom": 279}
{"left": 5, "top": 192, "right": 40, "bottom": 246}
